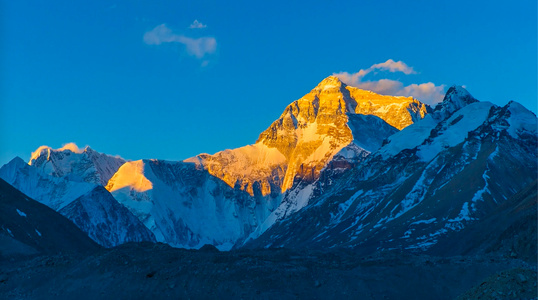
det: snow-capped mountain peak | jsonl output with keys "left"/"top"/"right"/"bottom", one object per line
{"left": 433, "top": 85, "right": 478, "bottom": 121}
{"left": 505, "top": 100, "right": 537, "bottom": 138}
{"left": 314, "top": 75, "right": 347, "bottom": 92}
{"left": 245, "top": 85, "right": 537, "bottom": 254}
{"left": 28, "top": 143, "right": 126, "bottom": 186}
{"left": 187, "top": 76, "right": 428, "bottom": 197}
{"left": 98, "top": 76, "right": 429, "bottom": 249}
{"left": 29, "top": 143, "right": 87, "bottom": 164}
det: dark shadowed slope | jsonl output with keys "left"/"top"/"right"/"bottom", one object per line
{"left": 429, "top": 180, "right": 537, "bottom": 263}
{"left": 59, "top": 185, "right": 156, "bottom": 248}
{"left": 0, "top": 178, "right": 100, "bottom": 258}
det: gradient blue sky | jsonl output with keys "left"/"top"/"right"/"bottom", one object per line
{"left": 1, "top": 0, "right": 536, "bottom": 165}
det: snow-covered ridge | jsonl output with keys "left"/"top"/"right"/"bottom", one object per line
{"left": 184, "top": 143, "right": 286, "bottom": 196}
{"left": 379, "top": 86, "right": 486, "bottom": 159}
{"left": 432, "top": 85, "right": 477, "bottom": 121}
{"left": 29, "top": 143, "right": 126, "bottom": 186}
{"left": 29, "top": 143, "right": 86, "bottom": 162}
{"left": 0, "top": 157, "right": 96, "bottom": 210}
{"left": 506, "top": 101, "right": 537, "bottom": 138}
{"left": 417, "top": 101, "right": 494, "bottom": 162}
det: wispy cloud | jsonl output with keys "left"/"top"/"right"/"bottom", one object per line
{"left": 334, "top": 59, "right": 445, "bottom": 105}
{"left": 144, "top": 24, "right": 216, "bottom": 59}
{"left": 189, "top": 20, "right": 207, "bottom": 29}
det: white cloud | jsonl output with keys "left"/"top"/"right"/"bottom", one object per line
{"left": 59, "top": 142, "right": 85, "bottom": 153}
{"left": 370, "top": 59, "right": 416, "bottom": 75}
{"left": 144, "top": 24, "right": 216, "bottom": 59}
{"left": 399, "top": 83, "right": 445, "bottom": 104}
{"left": 333, "top": 59, "right": 445, "bottom": 105}
{"left": 189, "top": 20, "right": 207, "bottom": 29}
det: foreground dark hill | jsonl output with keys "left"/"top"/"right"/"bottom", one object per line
{"left": 0, "top": 178, "right": 99, "bottom": 258}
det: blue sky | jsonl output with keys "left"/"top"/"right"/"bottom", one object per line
{"left": 1, "top": 0, "right": 536, "bottom": 165}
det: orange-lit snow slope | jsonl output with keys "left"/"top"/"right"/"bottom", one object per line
{"left": 106, "top": 160, "right": 153, "bottom": 193}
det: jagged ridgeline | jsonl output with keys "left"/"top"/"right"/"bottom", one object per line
{"left": 1, "top": 76, "right": 536, "bottom": 254}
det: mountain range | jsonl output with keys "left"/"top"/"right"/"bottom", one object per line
{"left": 1, "top": 75, "right": 536, "bottom": 299}
{"left": 0, "top": 76, "right": 536, "bottom": 258}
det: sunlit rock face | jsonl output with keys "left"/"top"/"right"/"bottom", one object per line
{"left": 185, "top": 144, "right": 286, "bottom": 197}
{"left": 191, "top": 76, "right": 428, "bottom": 195}
{"left": 347, "top": 88, "right": 428, "bottom": 130}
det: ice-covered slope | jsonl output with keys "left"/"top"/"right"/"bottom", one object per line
{"left": 245, "top": 87, "right": 538, "bottom": 253}
{"left": 29, "top": 143, "right": 126, "bottom": 186}
{"left": 106, "top": 159, "right": 279, "bottom": 250}
{"left": 0, "top": 158, "right": 155, "bottom": 247}
{"left": 0, "top": 157, "right": 95, "bottom": 210}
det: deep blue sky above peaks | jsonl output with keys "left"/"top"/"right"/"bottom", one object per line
{"left": 1, "top": 0, "right": 536, "bottom": 165}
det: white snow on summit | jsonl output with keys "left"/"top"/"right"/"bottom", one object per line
{"left": 0, "top": 157, "right": 95, "bottom": 210}
{"left": 29, "top": 143, "right": 126, "bottom": 186}
{"left": 379, "top": 115, "right": 438, "bottom": 158}
{"left": 418, "top": 101, "right": 494, "bottom": 161}
{"left": 506, "top": 101, "right": 537, "bottom": 138}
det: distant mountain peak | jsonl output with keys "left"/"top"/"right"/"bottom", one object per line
{"left": 29, "top": 143, "right": 90, "bottom": 165}
{"left": 9, "top": 156, "right": 26, "bottom": 166}
{"left": 28, "top": 143, "right": 126, "bottom": 186}
{"left": 433, "top": 85, "right": 478, "bottom": 120}
{"left": 443, "top": 85, "right": 476, "bottom": 103}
